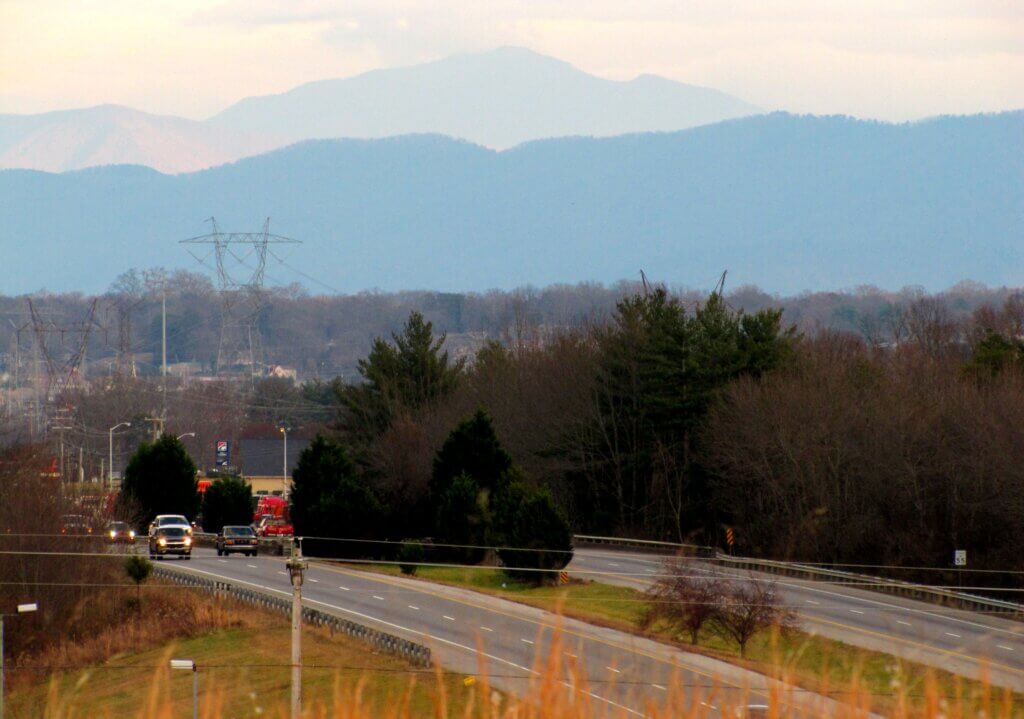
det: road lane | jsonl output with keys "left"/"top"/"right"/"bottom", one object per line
{"left": 570, "top": 548, "right": 1024, "bottom": 691}
{"left": 158, "top": 548, "right": 843, "bottom": 717}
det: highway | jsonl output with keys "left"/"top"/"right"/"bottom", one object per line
{"left": 570, "top": 548, "right": 1024, "bottom": 692}
{"left": 161, "top": 548, "right": 845, "bottom": 718}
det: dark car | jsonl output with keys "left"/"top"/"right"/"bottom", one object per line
{"left": 60, "top": 514, "right": 92, "bottom": 536}
{"left": 149, "top": 526, "right": 192, "bottom": 559}
{"left": 107, "top": 521, "right": 136, "bottom": 544}
{"left": 216, "top": 525, "right": 258, "bottom": 556}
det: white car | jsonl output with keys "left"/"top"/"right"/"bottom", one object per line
{"left": 149, "top": 514, "right": 193, "bottom": 536}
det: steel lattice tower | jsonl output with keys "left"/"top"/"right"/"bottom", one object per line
{"left": 181, "top": 218, "right": 301, "bottom": 380}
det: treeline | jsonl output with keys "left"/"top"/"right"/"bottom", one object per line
{"left": 302, "top": 287, "right": 1024, "bottom": 588}
{"left": 2, "top": 268, "right": 1020, "bottom": 380}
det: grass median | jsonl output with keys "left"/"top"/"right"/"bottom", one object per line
{"left": 350, "top": 562, "right": 1024, "bottom": 715}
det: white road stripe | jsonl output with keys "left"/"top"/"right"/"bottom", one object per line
{"left": 521, "top": 638, "right": 534, "bottom": 645}
{"left": 652, "top": 684, "right": 666, "bottom": 691}
{"left": 247, "top": 564, "right": 257, "bottom": 568}
{"left": 849, "top": 609, "right": 865, "bottom": 615}
{"left": 309, "top": 578, "right": 319, "bottom": 583}
{"left": 372, "top": 595, "right": 385, "bottom": 601}
{"left": 338, "top": 585, "right": 350, "bottom": 591}
{"left": 480, "top": 626, "right": 493, "bottom": 632}
{"left": 896, "top": 620, "right": 911, "bottom": 626}
{"left": 606, "top": 667, "right": 621, "bottom": 674}
{"left": 946, "top": 632, "right": 961, "bottom": 638}
{"left": 277, "top": 571, "right": 287, "bottom": 576}
{"left": 164, "top": 563, "right": 645, "bottom": 717}
{"left": 443, "top": 615, "right": 456, "bottom": 621}
{"left": 218, "top": 559, "right": 227, "bottom": 563}
{"left": 998, "top": 645, "right": 1014, "bottom": 651}
{"left": 408, "top": 605, "right": 420, "bottom": 610}
{"left": 804, "top": 599, "right": 819, "bottom": 605}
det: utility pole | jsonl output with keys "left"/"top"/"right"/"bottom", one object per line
{"left": 161, "top": 292, "right": 167, "bottom": 410}
{"left": 286, "top": 541, "right": 307, "bottom": 719}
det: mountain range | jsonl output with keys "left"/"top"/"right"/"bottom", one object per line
{"left": 0, "top": 47, "right": 759, "bottom": 173}
{"left": 3, "top": 111, "right": 1021, "bottom": 295}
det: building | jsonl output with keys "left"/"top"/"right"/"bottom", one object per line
{"left": 238, "top": 435, "right": 310, "bottom": 496}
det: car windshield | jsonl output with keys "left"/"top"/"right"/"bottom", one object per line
{"left": 158, "top": 516, "right": 187, "bottom": 525}
{"left": 224, "top": 527, "right": 254, "bottom": 536}
{"left": 159, "top": 527, "right": 187, "bottom": 537}
{"left": 109, "top": 522, "right": 129, "bottom": 530}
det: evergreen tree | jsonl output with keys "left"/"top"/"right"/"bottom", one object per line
{"left": 494, "top": 482, "right": 573, "bottom": 584}
{"left": 430, "top": 410, "right": 512, "bottom": 501}
{"left": 120, "top": 435, "right": 198, "bottom": 529}
{"left": 338, "top": 311, "right": 465, "bottom": 446}
{"left": 435, "top": 473, "right": 487, "bottom": 563}
{"left": 201, "top": 476, "right": 253, "bottom": 533}
{"left": 289, "top": 435, "right": 383, "bottom": 557}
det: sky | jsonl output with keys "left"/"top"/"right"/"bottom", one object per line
{"left": 1, "top": 0, "right": 1022, "bottom": 121}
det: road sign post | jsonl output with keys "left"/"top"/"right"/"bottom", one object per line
{"left": 954, "top": 549, "right": 967, "bottom": 590}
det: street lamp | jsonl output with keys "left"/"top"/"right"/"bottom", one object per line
{"left": 176, "top": 432, "right": 195, "bottom": 440}
{"left": 286, "top": 540, "right": 307, "bottom": 719}
{"left": 1, "top": 602, "right": 38, "bottom": 719}
{"left": 170, "top": 658, "right": 198, "bottom": 719}
{"left": 108, "top": 422, "right": 131, "bottom": 489}
{"left": 279, "top": 427, "right": 289, "bottom": 493}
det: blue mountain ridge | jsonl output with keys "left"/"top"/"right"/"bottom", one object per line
{"left": 1, "top": 111, "right": 1021, "bottom": 296}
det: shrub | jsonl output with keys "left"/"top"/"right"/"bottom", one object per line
{"left": 494, "top": 483, "right": 573, "bottom": 584}
{"left": 397, "top": 541, "right": 425, "bottom": 575}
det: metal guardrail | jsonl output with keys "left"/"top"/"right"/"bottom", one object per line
{"left": 572, "top": 534, "right": 1024, "bottom": 617}
{"left": 714, "top": 554, "right": 1024, "bottom": 617}
{"left": 572, "top": 534, "right": 716, "bottom": 558}
{"left": 153, "top": 566, "right": 432, "bottom": 666}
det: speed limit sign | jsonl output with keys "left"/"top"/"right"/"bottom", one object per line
{"left": 954, "top": 549, "right": 967, "bottom": 567}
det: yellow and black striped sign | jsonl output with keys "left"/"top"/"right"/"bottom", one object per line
{"left": 559, "top": 570, "right": 570, "bottom": 584}
{"left": 725, "top": 527, "right": 735, "bottom": 547}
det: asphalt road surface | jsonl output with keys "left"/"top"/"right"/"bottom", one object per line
{"left": 570, "top": 548, "right": 1024, "bottom": 692}
{"left": 160, "top": 548, "right": 845, "bottom": 718}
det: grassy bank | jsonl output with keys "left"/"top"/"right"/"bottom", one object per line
{"left": 7, "top": 613, "right": 482, "bottom": 718}
{"left": 349, "top": 562, "right": 1023, "bottom": 714}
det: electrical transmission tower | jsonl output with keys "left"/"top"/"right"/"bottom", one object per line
{"left": 180, "top": 218, "right": 300, "bottom": 380}
{"left": 23, "top": 298, "right": 102, "bottom": 402}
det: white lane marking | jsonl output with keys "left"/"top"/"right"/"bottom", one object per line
{"left": 247, "top": 564, "right": 257, "bottom": 568}
{"left": 443, "top": 615, "right": 456, "bottom": 621}
{"left": 163, "top": 564, "right": 650, "bottom": 718}
{"left": 998, "top": 645, "right": 1014, "bottom": 651}
{"left": 946, "top": 632, "right": 961, "bottom": 638}
{"left": 608, "top": 562, "right": 620, "bottom": 567}
{"left": 372, "top": 595, "right": 385, "bottom": 601}
{"left": 408, "top": 605, "right": 420, "bottom": 610}
{"left": 606, "top": 666, "right": 621, "bottom": 674}
{"left": 277, "top": 571, "right": 287, "bottom": 576}
{"left": 700, "top": 702, "right": 717, "bottom": 710}
{"left": 896, "top": 620, "right": 911, "bottom": 626}
{"left": 309, "top": 578, "right": 319, "bottom": 583}
{"left": 338, "top": 586, "right": 350, "bottom": 591}
{"left": 218, "top": 559, "right": 227, "bottom": 563}
{"left": 804, "top": 599, "right": 819, "bottom": 605}
{"left": 849, "top": 609, "right": 865, "bottom": 615}
{"left": 565, "top": 652, "right": 577, "bottom": 658}
{"left": 521, "top": 638, "right": 534, "bottom": 645}
{"left": 652, "top": 684, "right": 666, "bottom": 691}
{"left": 480, "top": 626, "right": 493, "bottom": 632}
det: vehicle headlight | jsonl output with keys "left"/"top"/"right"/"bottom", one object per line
{"left": 129, "top": 530, "right": 136, "bottom": 538}
{"left": 109, "top": 530, "right": 117, "bottom": 538}
{"left": 158, "top": 538, "right": 167, "bottom": 546}
{"left": 184, "top": 536, "right": 192, "bottom": 546}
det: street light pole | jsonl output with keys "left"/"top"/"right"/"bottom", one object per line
{"left": 286, "top": 540, "right": 307, "bottom": 719}
{"left": 1, "top": 603, "right": 38, "bottom": 719}
{"left": 279, "top": 427, "right": 289, "bottom": 493}
{"left": 176, "top": 432, "right": 196, "bottom": 441}
{"left": 108, "top": 422, "right": 131, "bottom": 490}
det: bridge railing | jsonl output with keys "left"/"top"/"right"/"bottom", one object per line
{"left": 152, "top": 565, "right": 432, "bottom": 666}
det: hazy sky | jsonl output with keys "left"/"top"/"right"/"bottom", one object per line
{"left": 2, "top": 0, "right": 1022, "bottom": 120}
